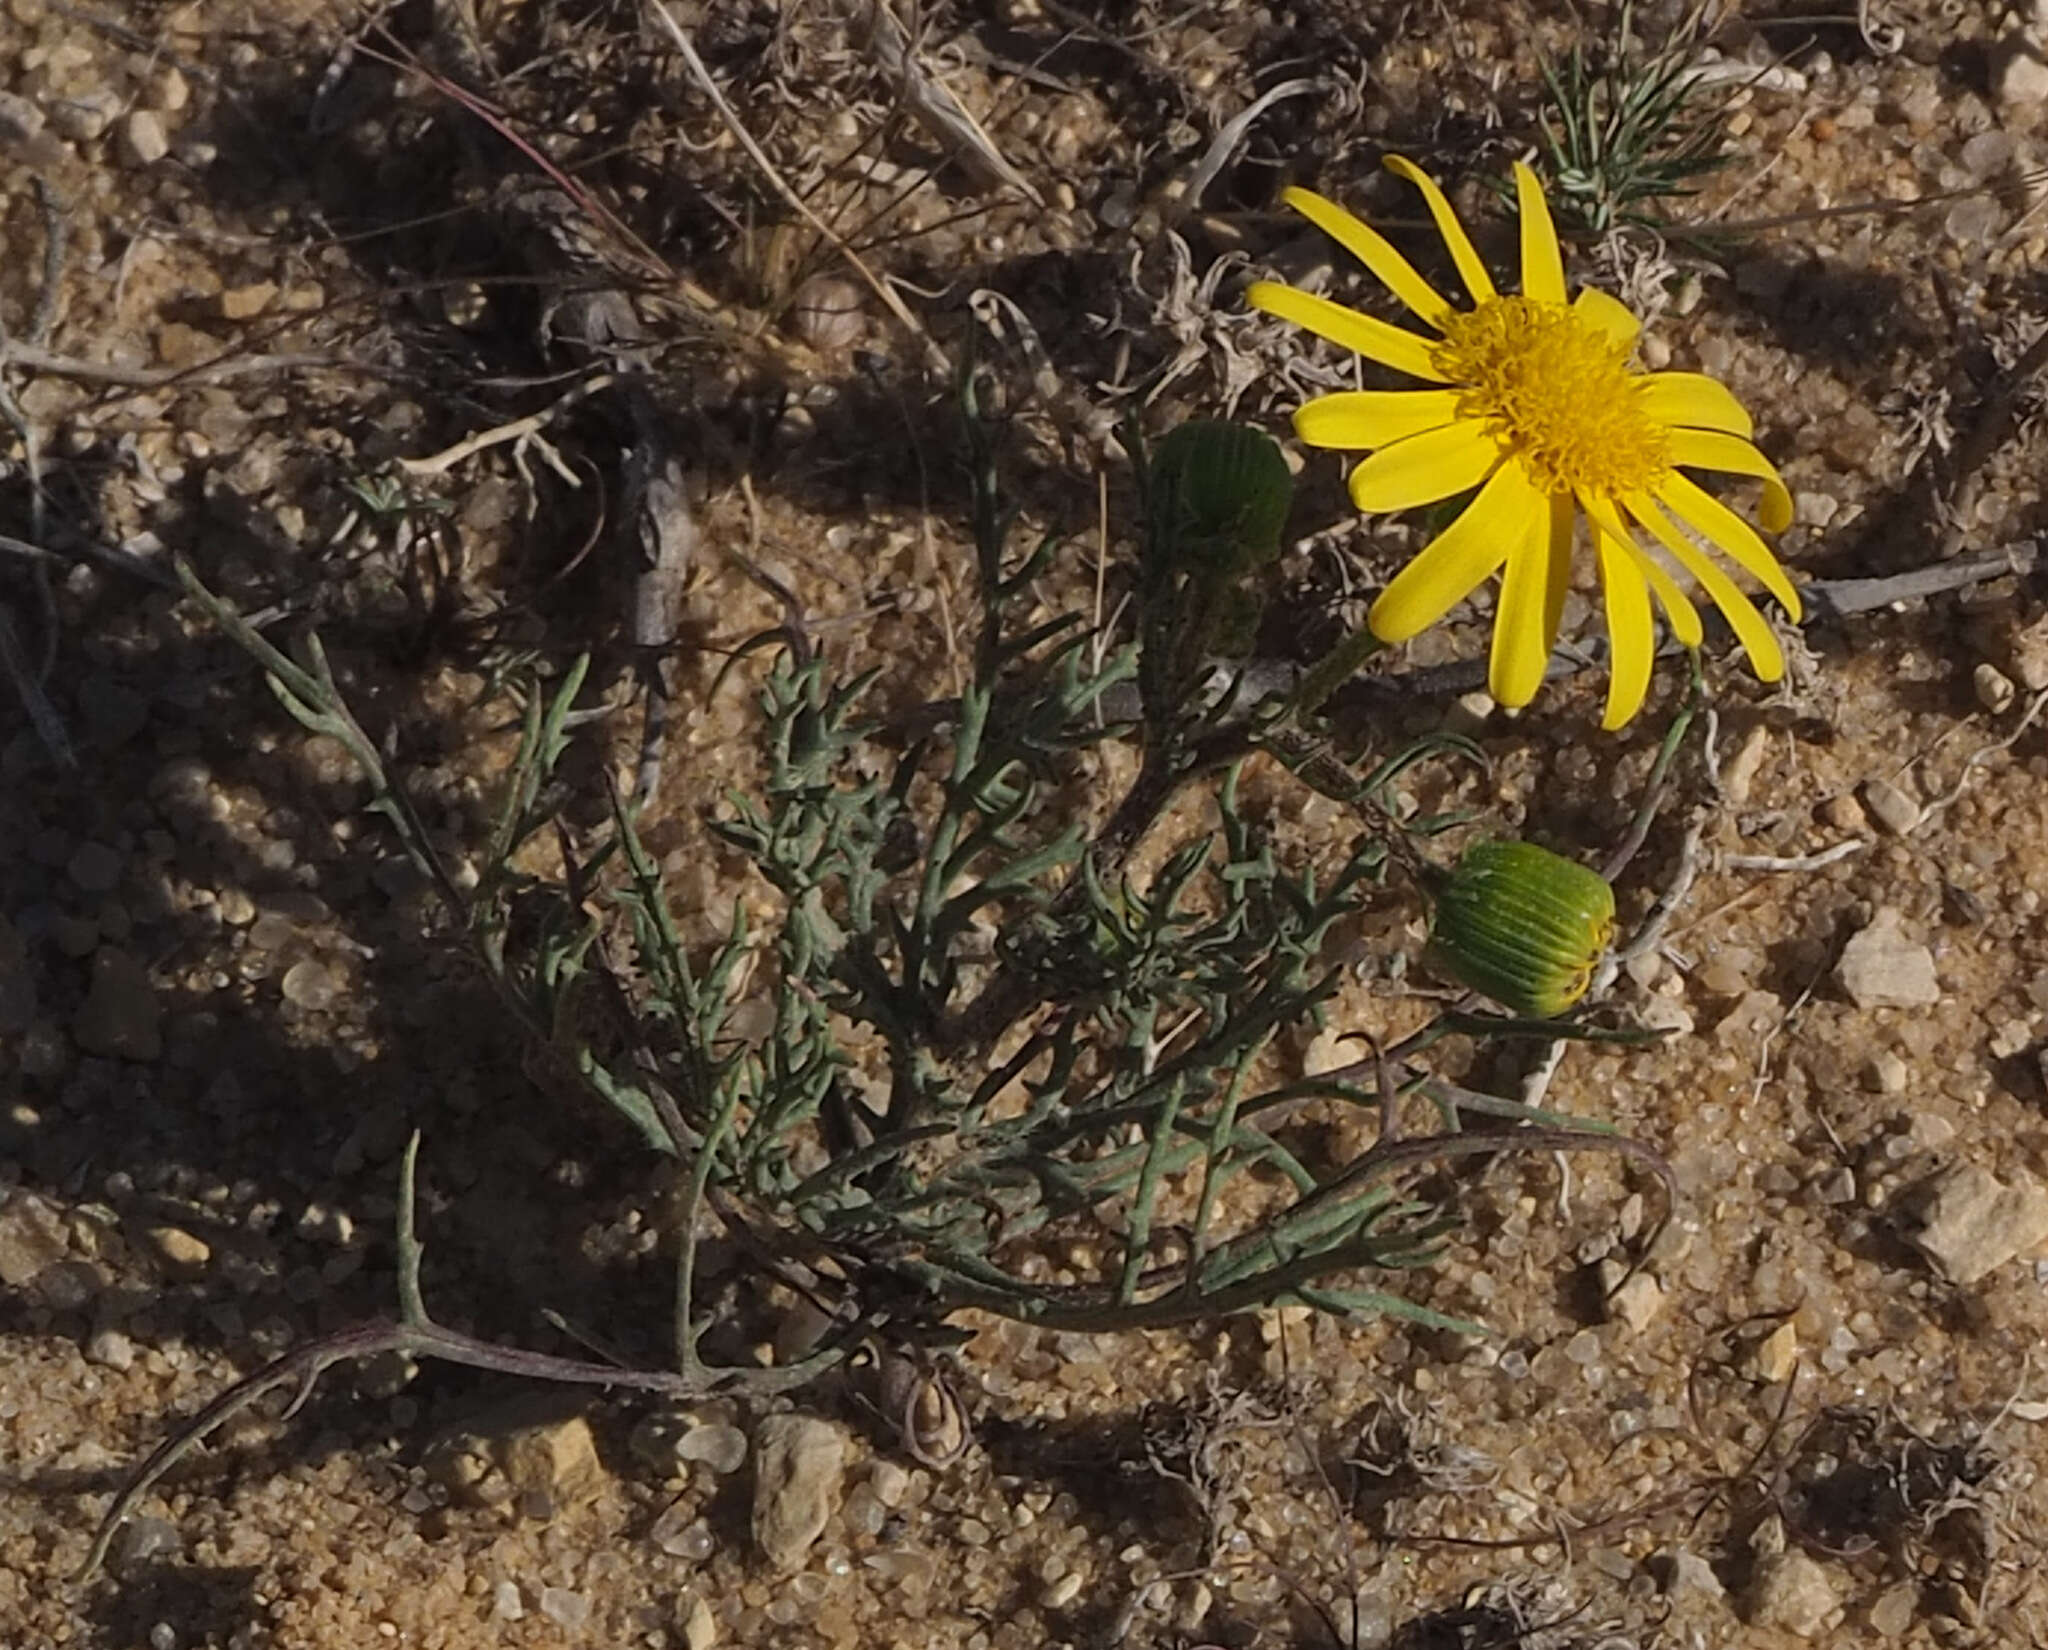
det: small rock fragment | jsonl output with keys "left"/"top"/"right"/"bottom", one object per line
{"left": 1722, "top": 724, "right": 1769, "bottom": 805}
{"left": 1820, "top": 792, "right": 1868, "bottom": 834}
{"left": 1859, "top": 776, "right": 1921, "bottom": 836}
{"left": 1714, "top": 988, "right": 1781, "bottom": 1047}
{"left": 218, "top": 282, "right": 278, "bottom": 321}
{"left": 537, "top": 1588, "right": 589, "bottom": 1630}
{"left": 1909, "top": 1163, "right": 2048, "bottom": 1285}
{"left": 1748, "top": 1548, "right": 1840, "bottom": 1636}
{"left": 2009, "top": 612, "right": 2048, "bottom": 691}
{"left": 150, "top": 67, "right": 190, "bottom": 113}
{"left": 1973, "top": 662, "right": 2016, "bottom": 714}
{"left": 681, "top": 1595, "right": 717, "bottom": 1650}
{"left": 1867, "top": 1580, "right": 1918, "bottom": 1637}
{"left": 1660, "top": 1547, "right": 1725, "bottom": 1600}
{"left": 146, "top": 1225, "right": 211, "bottom": 1272}
{"left": 1835, "top": 908, "right": 1939, "bottom": 1010}
{"left": 1600, "top": 1263, "right": 1664, "bottom": 1333}
{"left": 0, "top": 1193, "right": 69, "bottom": 1287}
{"left": 280, "top": 958, "right": 341, "bottom": 1011}
{"left": 1867, "top": 1049, "right": 1910, "bottom": 1093}
{"left": 675, "top": 1422, "right": 748, "bottom": 1474}
{"left": 73, "top": 947, "right": 162, "bottom": 1060}
{"left": 1996, "top": 34, "right": 2048, "bottom": 111}
{"left": 122, "top": 110, "right": 169, "bottom": 166}
{"left": 49, "top": 87, "right": 122, "bottom": 142}
{"left": 427, "top": 1397, "right": 606, "bottom": 1516}
{"left": 869, "top": 1458, "right": 911, "bottom": 1507}
{"left": 751, "top": 1414, "right": 847, "bottom": 1572}
{"left": 86, "top": 1328, "right": 136, "bottom": 1370}
{"left": 1638, "top": 994, "right": 1694, "bottom": 1037}
{"left": 1754, "top": 1320, "right": 1798, "bottom": 1383}
{"left": 495, "top": 1412, "right": 605, "bottom": 1517}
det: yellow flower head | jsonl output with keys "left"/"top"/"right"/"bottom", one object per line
{"left": 1248, "top": 156, "right": 1800, "bottom": 729}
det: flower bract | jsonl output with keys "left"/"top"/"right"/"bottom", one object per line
{"left": 1249, "top": 156, "right": 1800, "bottom": 728}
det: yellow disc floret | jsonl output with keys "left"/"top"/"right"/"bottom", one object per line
{"left": 1433, "top": 298, "right": 1669, "bottom": 499}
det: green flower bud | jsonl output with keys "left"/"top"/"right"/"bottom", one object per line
{"left": 1147, "top": 420, "right": 1293, "bottom": 576}
{"left": 1429, "top": 840, "right": 1614, "bottom": 1018}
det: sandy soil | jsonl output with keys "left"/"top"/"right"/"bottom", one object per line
{"left": 4, "top": 1, "right": 2048, "bottom": 1647}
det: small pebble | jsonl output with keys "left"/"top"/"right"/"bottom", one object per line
{"left": 751, "top": 1415, "right": 848, "bottom": 1572}
{"left": 1820, "top": 792, "right": 1868, "bottom": 834}
{"left": 675, "top": 1422, "right": 748, "bottom": 1474}
{"left": 1911, "top": 1164, "right": 2048, "bottom": 1284}
{"left": 870, "top": 1459, "right": 911, "bottom": 1506}
{"left": 490, "top": 1580, "right": 524, "bottom": 1621}
{"left": 1754, "top": 1321, "right": 1798, "bottom": 1383}
{"left": 281, "top": 959, "right": 341, "bottom": 1011}
{"left": 1997, "top": 34, "right": 2048, "bottom": 111}
{"left": 123, "top": 110, "right": 170, "bottom": 166}
{"left": 1722, "top": 724, "right": 1769, "bottom": 804}
{"left": 108, "top": 1515, "right": 181, "bottom": 1570}
{"left": 150, "top": 66, "right": 190, "bottom": 113}
{"left": 1973, "top": 661, "right": 2016, "bottom": 714}
{"left": 146, "top": 1225, "right": 210, "bottom": 1271}
{"left": 1859, "top": 776, "right": 1921, "bottom": 836}
{"left": 49, "top": 87, "right": 122, "bottom": 142}
{"left": 1868, "top": 1581, "right": 1917, "bottom": 1637}
{"left": 1835, "top": 908, "right": 1939, "bottom": 1010}
{"left": 537, "top": 1587, "right": 589, "bottom": 1630}
{"left": 1747, "top": 1547, "right": 1840, "bottom": 1636}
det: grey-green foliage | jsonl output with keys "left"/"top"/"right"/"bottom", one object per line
{"left": 181, "top": 378, "right": 1648, "bottom": 1374}
{"left": 503, "top": 382, "right": 1637, "bottom": 1350}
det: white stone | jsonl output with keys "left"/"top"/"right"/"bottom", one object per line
{"left": 122, "top": 110, "right": 170, "bottom": 166}
{"left": 1996, "top": 35, "right": 2048, "bottom": 112}
{"left": 751, "top": 1415, "right": 847, "bottom": 1572}
{"left": 1748, "top": 1549, "right": 1840, "bottom": 1636}
{"left": 1911, "top": 1164, "right": 2048, "bottom": 1285}
{"left": 1835, "top": 908, "right": 1939, "bottom": 1010}
{"left": 1859, "top": 776, "right": 1921, "bottom": 836}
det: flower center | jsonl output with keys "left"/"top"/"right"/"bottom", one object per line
{"left": 1433, "top": 297, "right": 1669, "bottom": 497}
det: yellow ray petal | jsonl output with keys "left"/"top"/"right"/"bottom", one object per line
{"left": 1513, "top": 162, "right": 1566, "bottom": 305}
{"left": 1631, "top": 493, "right": 1786, "bottom": 683}
{"left": 1367, "top": 462, "right": 1534, "bottom": 642}
{"left": 1538, "top": 490, "right": 1574, "bottom": 647}
{"left": 1631, "top": 542, "right": 1704, "bottom": 648}
{"left": 1280, "top": 186, "right": 1453, "bottom": 329}
{"left": 1636, "top": 372, "right": 1753, "bottom": 438}
{"left": 1592, "top": 527, "right": 1655, "bottom": 730}
{"left": 1246, "top": 281, "right": 1448, "bottom": 381}
{"left": 1294, "top": 387, "right": 1464, "bottom": 450}
{"left": 1571, "top": 287, "right": 1640, "bottom": 351}
{"left": 1348, "top": 419, "right": 1501, "bottom": 513}
{"left": 1653, "top": 472, "right": 1802, "bottom": 619}
{"left": 1666, "top": 428, "right": 1794, "bottom": 533}
{"left": 1382, "top": 155, "right": 1496, "bottom": 307}
{"left": 1489, "top": 492, "right": 1570, "bottom": 708}
{"left": 1580, "top": 492, "right": 1702, "bottom": 648}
